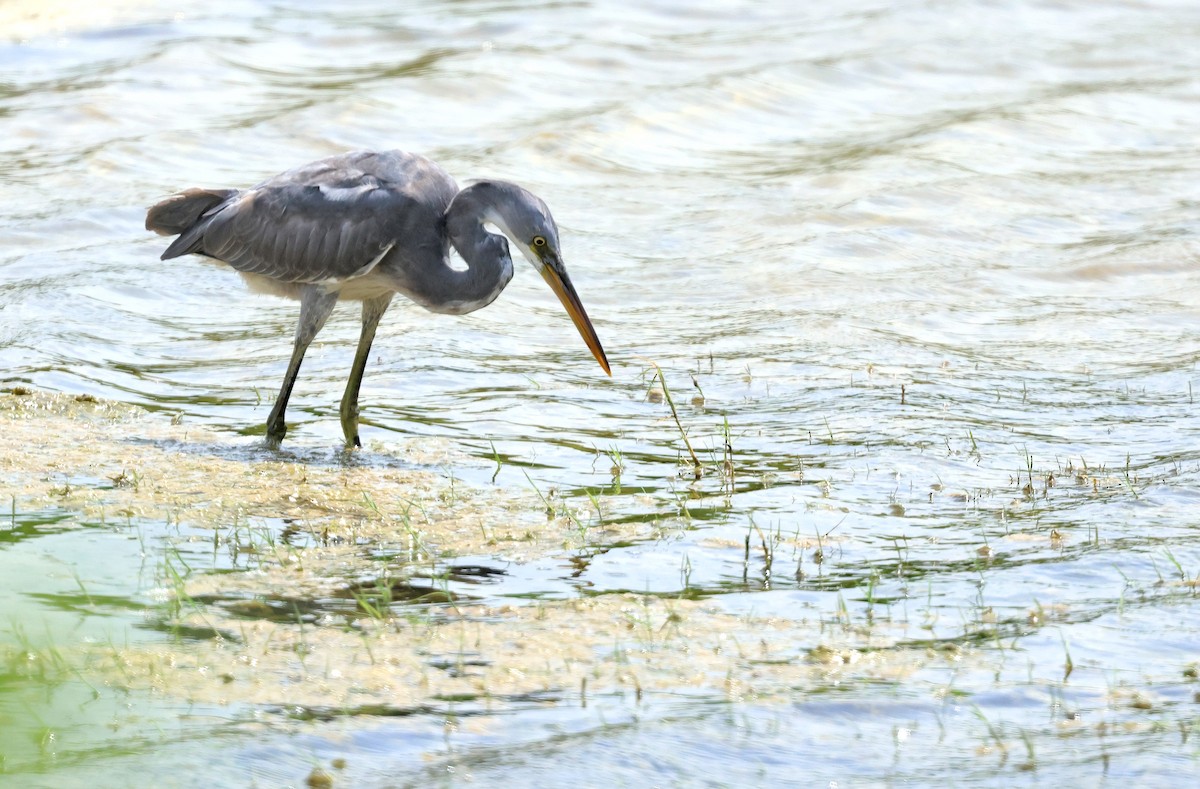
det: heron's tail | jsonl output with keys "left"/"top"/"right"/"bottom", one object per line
{"left": 146, "top": 188, "right": 237, "bottom": 259}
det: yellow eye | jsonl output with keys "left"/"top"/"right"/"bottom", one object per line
{"left": 532, "top": 236, "right": 547, "bottom": 247}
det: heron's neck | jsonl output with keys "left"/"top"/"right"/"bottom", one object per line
{"left": 421, "top": 183, "right": 515, "bottom": 315}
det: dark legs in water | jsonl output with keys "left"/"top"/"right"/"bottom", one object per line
{"left": 339, "top": 294, "right": 392, "bottom": 448}
{"left": 265, "top": 286, "right": 338, "bottom": 447}
{"left": 266, "top": 288, "right": 392, "bottom": 449}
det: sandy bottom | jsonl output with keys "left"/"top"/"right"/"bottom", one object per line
{"left": 0, "top": 0, "right": 168, "bottom": 40}
{"left": 3, "top": 389, "right": 972, "bottom": 719}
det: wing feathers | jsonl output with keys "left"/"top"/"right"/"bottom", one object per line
{"left": 147, "top": 153, "right": 451, "bottom": 285}
{"left": 146, "top": 188, "right": 236, "bottom": 237}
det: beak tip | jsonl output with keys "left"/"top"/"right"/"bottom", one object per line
{"left": 543, "top": 266, "right": 611, "bottom": 378}
{"left": 595, "top": 349, "right": 611, "bottom": 376}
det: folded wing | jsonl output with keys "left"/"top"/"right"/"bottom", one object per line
{"left": 148, "top": 157, "right": 431, "bottom": 284}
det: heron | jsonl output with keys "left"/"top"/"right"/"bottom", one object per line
{"left": 146, "top": 149, "right": 610, "bottom": 448}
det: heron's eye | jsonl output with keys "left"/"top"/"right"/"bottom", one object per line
{"left": 532, "top": 235, "right": 547, "bottom": 248}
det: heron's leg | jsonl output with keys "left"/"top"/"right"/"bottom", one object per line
{"left": 340, "top": 294, "right": 393, "bottom": 448}
{"left": 265, "top": 286, "right": 339, "bottom": 447}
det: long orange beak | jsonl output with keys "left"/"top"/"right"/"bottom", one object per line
{"left": 539, "top": 262, "right": 611, "bottom": 375}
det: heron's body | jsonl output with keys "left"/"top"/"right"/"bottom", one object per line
{"left": 147, "top": 149, "right": 609, "bottom": 447}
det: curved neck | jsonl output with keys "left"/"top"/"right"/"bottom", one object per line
{"left": 406, "top": 183, "right": 515, "bottom": 315}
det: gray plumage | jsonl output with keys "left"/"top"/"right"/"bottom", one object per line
{"left": 147, "top": 149, "right": 609, "bottom": 448}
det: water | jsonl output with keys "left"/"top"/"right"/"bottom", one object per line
{"left": 3, "top": 0, "right": 1200, "bottom": 784}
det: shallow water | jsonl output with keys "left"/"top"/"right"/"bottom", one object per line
{"left": 3, "top": 0, "right": 1200, "bottom": 785}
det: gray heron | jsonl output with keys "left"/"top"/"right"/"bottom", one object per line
{"left": 146, "top": 149, "right": 610, "bottom": 448}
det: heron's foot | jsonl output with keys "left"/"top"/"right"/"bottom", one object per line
{"left": 340, "top": 425, "right": 362, "bottom": 450}
{"left": 265, "top": 418, "right": 287, "bottom": 448}
{"left": 339, "top": 405, "right": 361, "bottom": 449}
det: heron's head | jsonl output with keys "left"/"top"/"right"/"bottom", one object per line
{"left": 470, "top": 180, "right": 611, "bottom": 376}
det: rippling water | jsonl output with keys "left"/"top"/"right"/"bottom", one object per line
{"left": 3, "top": 0, "right": 1200, "bottom": 784}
